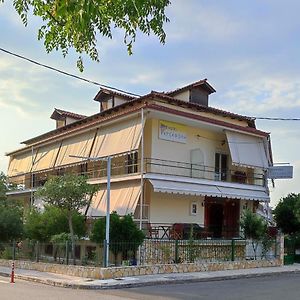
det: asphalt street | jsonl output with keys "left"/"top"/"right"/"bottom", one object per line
{"left": 0, "top": 272, "right": 299, "bottom": 300}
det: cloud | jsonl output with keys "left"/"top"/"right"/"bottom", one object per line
{"left": 166, "top": 1, "right": 243, "bottom": 42}
{"left": 216, "top": 76, "right": 300, "bottom": 116}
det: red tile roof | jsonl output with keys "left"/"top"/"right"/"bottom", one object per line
{"left": 166, "top": 79, "right": 216, "bottom": 96}
{"left": 94, "top": 88, "right": 136, "bottom": 102}
{"left": 51, "top": 108, "right": 87, "bottom": 120}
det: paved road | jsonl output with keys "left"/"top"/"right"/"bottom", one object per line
{"left": 0, "top": 273, "right": 299, "bottom": 300}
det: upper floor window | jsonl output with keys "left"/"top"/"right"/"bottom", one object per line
{"left": 127, "top": 152, "right": 138, "bottom": 174}
{"left": 56, "top": 120, "right": 66, "bottom": 128}
{"left": 100, "top": 98, "right": 114, "bottom": 112}
{"left": 215, "top": 153, "right": 227, "bottom": 181}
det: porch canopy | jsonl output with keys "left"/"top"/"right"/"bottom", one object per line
{"left": 149, "top": 179, "right": 269, "bottom": 202}
{"left": 86, "top": 181, "right": 141, "bottom": 217}
{"left": 225, "top": 130, "right": 269, "bottom": 169}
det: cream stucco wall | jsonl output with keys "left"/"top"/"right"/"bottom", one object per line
{"left": 114, "top": 96, "right": 127, "bottom": 106}
{"left": 172, "top": 90, "right": 190, "bottom": 102}
{"left": 149, "top": 187, "right": 205, "bottom": 225}
{"left": 150, "top": 118, "right": 230, "bottom": 174}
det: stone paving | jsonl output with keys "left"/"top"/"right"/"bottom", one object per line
{"left": 0, "top": 264, "right": 300, "bottom": 290}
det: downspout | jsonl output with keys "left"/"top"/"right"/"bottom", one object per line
{"left": 139, "top": 108, "right": 144, "bottom": 230}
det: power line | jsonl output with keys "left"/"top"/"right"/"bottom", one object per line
{"left": 0, "top": 47, "right": 141, "bottom": 97}
{"left": 254, "top": 117, "right": 300, "bottom": 121}
{"left": 1, "top": 47, "right": 300, "bottom": 121}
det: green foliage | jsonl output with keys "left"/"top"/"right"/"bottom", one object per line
{"left": 36, "top": 174, "right": 97, "bottom": 212}
{"left": 0, "top": 247, "right": 13, "bottom": 260}
{"left": 0, "top": 203, "right": 23, "bottom": 242}
{"left": 0, "top": 173, "right": 24, "bottom": 242}
{"left": 50, "top": 232, "right": 75, "bottom": 244}
{"left": 240, "top": 209, "right": 267, "bottom": 241}
{"left": 0, "top": 172, "right": 7, "bottom": 202}
{"left": 36, "top": 174, "right": 96, "bottom": 262}
{"left": 90, "top": 212, "right": 145, "bottom": 258}
{"left": 7, "top": 0, "right": 170, "bottom": 71}
{"left": 273, "top": 193, "right": 300, "bottom": 235}
{"left": 24, "top": 206, "right": 86, "bottom": 242}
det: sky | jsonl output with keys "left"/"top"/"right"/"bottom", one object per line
{"left": 0, "top": 0, "right": 299, "bottom": 207}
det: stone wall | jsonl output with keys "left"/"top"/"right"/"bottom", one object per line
{"left": 140, "top": 240, "right": 246, "bottom": 264}
{"left": 0, "top": 258, "right": 282, "bottom": 280}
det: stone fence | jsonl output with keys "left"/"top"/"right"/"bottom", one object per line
{"left": 0, "top": 258, "right": 282, "bottom": 280}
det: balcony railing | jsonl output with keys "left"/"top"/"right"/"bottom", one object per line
{"left": 144, "top": 158, "right": 264, "bottom": 186}
{"left": 7, "top": 157, "right": 265, "bottom": 192}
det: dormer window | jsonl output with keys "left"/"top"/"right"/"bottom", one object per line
{"left": 94, "top": 88, "right": 135, "bottom": 112}
{"left": 165, "top": 79, "right": 216, "bottom": 107}
{"left": 100, "top": 97, "right": 114, "bottom": 112}
{"left": 50, "top": 108, "right": 86, "bottom": 129}
{"left": 56, "top": 119, "right": 66, "bottom": 128}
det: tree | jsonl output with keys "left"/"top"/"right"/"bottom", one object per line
{"left": 90, "top": 212, "right": 144, "bottom": 264}
{"left": 24, "top": 205, "right": 86, "bottom": 242}
{"left": 36, "top": 174, "right": 97, "bottom": 262}
{"left": 0, "top": 172, "right": 24, "bottom": 242}
{"left": 0, "top": 202, "right": 24, "bottom": 242}
{"left": 6, "top": 0, "right": 170, "bottom": 71}
{"left": 240, "top": 209, "right": 268, "bottom": 259}
{"left": 0, "top": 172, "right": 7, "bottom": 202}
{"left": 273, "top": 193, "right": 300, "bottom": 235}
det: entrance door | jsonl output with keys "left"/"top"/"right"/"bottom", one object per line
{"left": 223, "top": 200, "right": 240, "bottom": 238}
{"left": 205, "top": 197, "right": 240, "bottom": 238}
{"left": 205, "top": 198, "right": 224, "bottom": 238}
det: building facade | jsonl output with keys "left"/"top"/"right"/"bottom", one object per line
{"left": 6, "top": 80, "right": 272, "bottom": 239}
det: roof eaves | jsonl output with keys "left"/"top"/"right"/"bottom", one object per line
{"left": 21, "top": 97, "right": 144, "bottom": 145}
{"left": 166, "top": 79, "right": 216, "bottom": 96}
{"left": 149, "top": 91, "right": 254, "bottom": 122}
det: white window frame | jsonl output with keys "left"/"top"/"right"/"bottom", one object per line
{"left": 190, "top": 202, "right": 198, "bottom": 216}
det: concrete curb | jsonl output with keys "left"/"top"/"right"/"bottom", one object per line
{"left": 1, "top": 268, "right": 300, "bottom": 290}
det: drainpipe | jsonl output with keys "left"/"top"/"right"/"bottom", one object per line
{"left": 139, "top": 108, "right": 144, "bottom": 230}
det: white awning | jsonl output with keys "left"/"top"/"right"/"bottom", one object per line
{"left": 90, "top": 117, "right": 143, "bottom": 158}
{"left": 86, "top": 181, "right": 141, "bottom": 217}
{"left": 31, "top": 142, "right": 61, "bottom": 172}
{"left": 7, "top": 150, "right": 35, "bottom": 176}
{"left": 217, "top": 186, "right": 269, "bottom": 201}
{"left": 225, "top": 130, "right": 269, "bottom": 169}
{"left": 149, "top": 179, "right": 222, "bottom": 197}
{"left": 149, "top": 179, "right": 269, "bottom": 202}
{"left": 55, "top": 130, "right": 96, "bottom": 167}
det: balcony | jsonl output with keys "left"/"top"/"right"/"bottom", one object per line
{"left": 144, "top": 158, "right": 264, "bottom": 186}
{"left": 7, "top": 156, "right": 265, "bottom": 193}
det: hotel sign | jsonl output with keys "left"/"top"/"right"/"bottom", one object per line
{"left": 159, "top": 120, "right": 187, "bottom": 144}
{"left": 267, "top": 166, "right": 293, "bottom": 179}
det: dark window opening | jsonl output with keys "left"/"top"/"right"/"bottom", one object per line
{"left": 127, "top": 152, "right": 138, "bottom": 174}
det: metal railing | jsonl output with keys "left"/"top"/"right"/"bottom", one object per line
{"left": 0, "top": 237, "right": 279, "bottom": 267}
{"left": 144, "top": 158, "right": 264, "bottom": 186}
{"left": 7, "top": 157, "right": 265, "bottom": 192}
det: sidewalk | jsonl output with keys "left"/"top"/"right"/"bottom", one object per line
{"left": 0, "top": 264, "right": 300, "bottom": 290}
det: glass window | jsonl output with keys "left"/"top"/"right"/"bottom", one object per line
{"left": 215, "top": 153, "right": 228, "bottom": 181}
{"left": 191, "top": 202, "right": 198, "bottom": 215}
{"left": 127, "top": 152, "right": 138, "bottom": 174}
